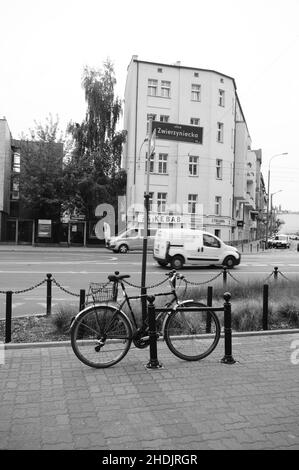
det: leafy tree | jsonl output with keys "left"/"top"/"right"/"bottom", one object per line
{"left": 18, "top": 114, "right": 64, "bottom": 219}
{"left": 63, "top": 59, "right": 127, "bottom": 219}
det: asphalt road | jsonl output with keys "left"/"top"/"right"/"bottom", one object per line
{"left": 1, "top": 246, "right": 299, "bottom": 318}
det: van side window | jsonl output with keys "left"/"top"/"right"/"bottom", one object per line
{"left": 203, "top": 234, "right": 221, "bottom": 248}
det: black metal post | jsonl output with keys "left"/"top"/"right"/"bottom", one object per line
{"left": 262, "top": 284, "right": 269, "bottom": 330}
{"left": 46, "top": 273, "right": 52, "bottom": 316}
{"left": 206, "top": 286, "right": 213, "bottom": 333}
{"left": 5, "top": 291, "right": 12, "bottom": 344}
{"left": 222, "top": 266, "right": 227, "bottom": 288}
{"left": 221, "top": 292, "right": 236, "bottom": 364}
{"left": 141, "top": 194, "right": 150, "bottom": 323}
{"left": 145, "top": 295, "right": 163, "bottom": 369}
{"left": 79, "top": 289, "right": 86, "bottom": 311}
{"left": 273, "top": 266, "right": 278, "bottom": 281}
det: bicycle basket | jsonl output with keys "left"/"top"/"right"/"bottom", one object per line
{"left": 87, "top": 282, "right": 117, "bottom": 303}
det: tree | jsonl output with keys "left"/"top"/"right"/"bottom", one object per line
{"left": 18, "top": 114, "right": 64, "bottom": 219}
{"left": 63, "top": 59, "right": 127, "bottom": 220}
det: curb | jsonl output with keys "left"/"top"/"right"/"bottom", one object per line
{"left": 3, "top": 328, "right": 299, "bottom": 350}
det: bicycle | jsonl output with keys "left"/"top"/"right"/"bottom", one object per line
{"left": 70, "top": 270, "right": 221, "bottom": 368}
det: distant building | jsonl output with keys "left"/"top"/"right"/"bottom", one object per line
{"left": 123, "top": 56, "right": 265, "bottom": 242}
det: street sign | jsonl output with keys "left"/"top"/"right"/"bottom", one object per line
{"left": 152, "top": 121, "right": 203, "bottom": 144}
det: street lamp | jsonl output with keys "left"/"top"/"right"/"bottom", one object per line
{"left": 270, "top": 190, "right": 282, "bottom": 237}
{"left": 265, "top": 153, "right": 288, "bottom": 248}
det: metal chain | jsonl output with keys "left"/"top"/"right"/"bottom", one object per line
{"left": 262, "top": 271, "right": 274, "bottom": 282}
{"left": 277, "top": 270, "right": 291, "bottom": 281}
{"left": 51, "top": 277, "right": 80, "bottom": 297}
{"left": 0, "top": 278, "right": 47, "bottom": 295}
{"left": 226, "top": 270, "right": 242, "bottom": 284}
{"left": 184, "top": 271, "right": 223, "bottom": 286}
{"left": 122, "top": 277, "right": 169, "bottom": 290}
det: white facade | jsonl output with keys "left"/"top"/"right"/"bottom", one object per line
{"left": 123, "top": 56, "right": 256, "bottom": 242}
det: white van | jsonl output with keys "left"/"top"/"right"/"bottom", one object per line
{"left": 106, "top": 227, "right": 157, "bottom": 253}
{"left": 153, "top": 228, "right": 241, "bottom": 269}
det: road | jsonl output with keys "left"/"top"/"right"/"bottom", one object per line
{"left": 1, "top": 246, "right": 299, "bottom": 318}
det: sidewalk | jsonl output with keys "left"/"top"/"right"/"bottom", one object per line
{"left": 1, "top": 332, "right": 299, "bottom": 450}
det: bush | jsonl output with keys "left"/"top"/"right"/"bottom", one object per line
{"left": 51, "top": 305, "right": 78, "bottom": 334}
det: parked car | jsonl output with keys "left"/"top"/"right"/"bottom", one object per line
{"left": 271, "top": 234, "right": 290, "bottom": 249}
{"left": 106, "top": 227, "right": 157, "bottom": 253}
{"left": 153, "top": 228, "right": 241, "bottom": 269}
{"left": 290, "top": 234, "right": 299, "bottom": 240}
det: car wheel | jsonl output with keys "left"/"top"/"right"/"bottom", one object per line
{"left": 170, "top": 255, "right": 184, "bottom": 270}
{"left": 223, "top": 256, "right": 236, "bottom": 268}
{"left": 157, "top": 260, "right": 168, "bottom": 267}
{"left": 118, "top": 244, "right": 128, "bottom": 254}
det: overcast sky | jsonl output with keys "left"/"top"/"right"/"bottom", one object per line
{"left": 1, "top": 0, "right": 299, "bottom": 211}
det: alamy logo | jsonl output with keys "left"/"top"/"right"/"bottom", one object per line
{"left": 290, "top": 339, "right": 299, "bottom": 365}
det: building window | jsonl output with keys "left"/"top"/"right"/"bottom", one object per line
{"left": 190, "top": 117, "right": 200, "bottom": 126}
{"left": 217, "top": 122, "right": 224, "bottom": 143}
{"left": 191, "top": 84, "right": 201, "bottom": 101}
{"left": 188, "top": 194, "right": 198, "bottom": 214}
{"left": 189, "top": 156, "right": 199, "bottom": 176}
{"left": 148, "top": 79, "right": 158, "bottom": 96}
{"left": 12, "top": 152, "right": 20, "bottom": 173}
{"left": 194, "top": 72, "right": 199, "bottom": 77}
{"left": 215, "top": 196, "right": 222, "bottom": 215}
{"left": 148, "top": 192, "right": 154, "bottom": 211}
{"left": 160, "top": 115, "right": 169, "bottom": 123}
{"left": 215, "top": 229, "right": 221, "bottom": 238}
{"left": 158, "top": 153, "right": 168, "bottom": 174}
{"left": 161, "top": 80, "right": 171, "bottom": 98}
{"left": 157, "top": 192, "right": 167, "bottom": 213}
{"left": 219, "top": 89, "right": 225, "bottom": 107}
{"left": 147, "top": 113, "right": 157, "bottom": 132}
{"left": 145, "top": 152, "right": 155, "bottom": 173}
{"left": 157, "top": 68, "right": 163, "bottom": 73}
{"left": 216, "top": 159, "right": 223, "bottom": 179}
{"left": 11, "top": 178, "right": 20, "bottom": 200}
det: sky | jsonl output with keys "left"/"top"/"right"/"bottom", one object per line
{"left": 1, "top": 0, "right": 299, "bottom": 211}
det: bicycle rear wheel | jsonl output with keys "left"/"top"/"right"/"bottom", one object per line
{"left": 164, "top": 302, "right": 220, "bottom": 361}
{"left": 71, "top": 305, "right": 133, "bottom": 368}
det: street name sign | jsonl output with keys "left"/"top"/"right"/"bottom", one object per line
{"left": 152, "top": 121, "right": 203, "bottom": 144}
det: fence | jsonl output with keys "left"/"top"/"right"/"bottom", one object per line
{"left": 0, "top": 265, "right": 298, "bottom": 343}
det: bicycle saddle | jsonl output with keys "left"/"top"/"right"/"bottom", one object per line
{"left": 108, "top": 271, "right": 131, "bottom": 282}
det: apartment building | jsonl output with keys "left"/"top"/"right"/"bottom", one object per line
{"left": 123, "top": 56, "right": 262, "bottom": 242}
{"left": 0, "top": 118, "right": 13, "bottom": 240}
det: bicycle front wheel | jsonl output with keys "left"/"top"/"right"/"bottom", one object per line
{"left": 164, "top": 302, "right": 220, "bottom": 361}
{"left": 71, "top": 305, "right": 133, "bottom": 368}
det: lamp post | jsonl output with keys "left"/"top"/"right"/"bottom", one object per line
{"left": 265, "top": 153, "right": 287, "bottom": 249}
{"left": 140, "top": 117, "right": 155, "bottom": 322}
{"left": 270, "top": 190, "right": 282, "bottom": 237}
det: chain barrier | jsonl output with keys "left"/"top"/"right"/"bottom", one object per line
{"left": 226, "top": 270, "right": 242, "bottom": 284}
{"left": 51, "top": 277, "right": 80, "bottom": 297}
{"left": 122, "top": 277, "right": 169, "bottom": 290}
{"left": 183, "top": 271, "right": 223, "bottom": 286}
{"left": 0, "top": 278, "right": 47, "bottom": 295}
{"left": 277, "top": 270, "right": 291, "bottom": 281}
